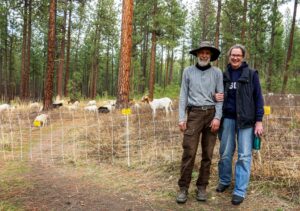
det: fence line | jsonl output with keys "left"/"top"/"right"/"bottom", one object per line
{"left": 0, "top": 101, "right": 299, "bottom": 182}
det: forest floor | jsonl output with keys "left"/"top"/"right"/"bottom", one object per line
{"left": 0, "top": 121, "right": 299, "bottom": 211}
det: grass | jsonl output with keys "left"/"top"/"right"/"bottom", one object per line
{"left": 0, "top": 161, "right": 31, "bottom": 211}
{"left": 0, "top": 97, "right": 299, "bottom": 210}
{"left": 0, "top": 202, "right": 22, "bottom": 211}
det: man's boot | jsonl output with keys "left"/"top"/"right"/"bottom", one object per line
{"left": 176, "top": 189, "right": 188, "bottom": 203}
{"left": 196, "top": 186, "right": 207, "bottom": 201}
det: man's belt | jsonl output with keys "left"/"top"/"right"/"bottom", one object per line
{"left": 188, "top": 105, "right": 215, "bottom": 110}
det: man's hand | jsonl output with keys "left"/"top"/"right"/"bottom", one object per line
{"left": 214, "top": 93, "right": 224, "bottom": 102}
{"left": 254, "top": 121, "right": 263, "bottom": 136}
{"left": 210, "top": 118, "right": 220, "bottom": 132}
{"left": 178, "top": 121, "right": 187, "bottom": 132}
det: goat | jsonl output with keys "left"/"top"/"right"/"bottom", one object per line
{"left": 34, "top": 114, "right": 48, "bottom": 127}
{"left": 98, "top": 100, "right": 116, "bottom": 113}
{"left": 287, "top": 94, "right": 294, "bottom": 99}
{"left": 84, "top": 105, "right": 98, "bottom": 112}
{"left": 98, "top": 106, "right": 110, "bottom": 113}
{"left": 142, "top": 96, "right": 173, "bottom": 117}
{"left": 29, "top": 102, "right": 43, "bottom": 111}
{"left": 87, "top": 100, "right": 97, "bottom": 106}
{"left": 68, "top": 99, "right": 79, "bottom": 104}
{"left": 53, "top": 102, "right": 63, "bottom": 108}
{"left": 29, "top": 102, "right": 40, "bottom": 108}
{"left": 67, "top": 101, "right": 79, "bottom": 111}
{"left": 0, "top": 104, "right": 11, "bottom": 112}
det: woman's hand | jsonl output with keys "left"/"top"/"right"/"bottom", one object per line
{"left": 254, "top": 121, "right": 263, "bottom": 136}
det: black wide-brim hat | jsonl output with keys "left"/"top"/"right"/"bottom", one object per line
{"left": 189, "top": 41, "right": 221, "bottom": 61}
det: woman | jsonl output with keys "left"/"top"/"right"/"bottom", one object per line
{"left": 216, "top": 44, "right": 264, "bottom": 205}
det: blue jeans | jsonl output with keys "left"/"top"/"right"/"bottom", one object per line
{"left": 218, "top": 118, "right": 254, "bottom": 197}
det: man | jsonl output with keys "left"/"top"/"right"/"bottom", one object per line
{"left": 176, "top": 41, "right": 223, "bottom": 203}
{"left": 216, "top": 44, "right": 264, "bottom": 205}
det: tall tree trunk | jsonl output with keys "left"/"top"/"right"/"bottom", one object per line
{"left": 116, "top": 0, "right": 134, "bottom": 108}
{"left": 0, "top": 48, "right": 2, "bottom": 98}
{"left": 20, "top": 0, "right": 28, "bottom": 100}
{"left": 266, "top": 0, "right": 277, "bottom": 92}
{"left": 200, "top": 0, "right": 209, "bottom": 40}
{"left": 180, "top": 40, "right": 185, "bottom": 83}
{"left": 160, "top": 45, "right": 164, "bottom": 86}
{"left": 57, "top": 0, "right": 67, "bottom": 99}
{"left": 8, "top": 35, "right": 13, "bottom": 100}
{"left": 169, "top": 48, "right": 174, "bottom": 83}
{"left": 141, "top": 25, "right": 149, "bottom": 94}
{"left": 247, "top": 2, "right": 253, "bottom": 62}
{"left": 3, "top": 7, "right": 9, "bottom": 100}
{"left": 149, "top": 31, "right": 156, "bottom": 100}
{"left": 89, "top": 26, "right": 100, "bottom": 99}
{"left": 64, "top": 0, "right": 72, "bottom": 96}
{"left": 241, "top": 0, "right": 247, "bottom": 44}
{"left": 282, "top": 0, "right": 297, "bottom": 93}
{"left": 164, "top": 49, "right": 170, "bottom": 88}
{"left": 43, "top": 0, "right": 56, "bottom": 110}
{"left": 111, "top": 46, "right": 114, "bottom": 96}
{"left": 24, "top": 0, "right": 32, "bottom": 100}
{"left": 148, "top": 0, "right": 157, "bottom": 100}
{"left": 215, "top": 0, "right": 221, "bottom": 67}
{"left": 105, "top": 39, "right": 110, "bottom": 93}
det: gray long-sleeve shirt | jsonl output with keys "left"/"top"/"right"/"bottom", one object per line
{"left": 178, "top": 65, "right": 224, "bottom": 122}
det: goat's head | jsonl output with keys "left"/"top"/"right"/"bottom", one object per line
{"left": 141, "top": 96, "right": 150, "bottom": 103}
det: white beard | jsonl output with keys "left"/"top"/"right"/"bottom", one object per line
{"left": 198, "top": 58, "right": 210, "bottom": 67}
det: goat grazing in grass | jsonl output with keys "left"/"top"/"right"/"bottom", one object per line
{"left": 142, "top": 96, "right": 173, "bottom": 117}
{"left": 0, "top": 103, "right": 15, "bottom": 112}
{"left": 87, "top": 100, "right": 97, "bottom": 106}
{"left": 98, "top": 100, "right": 116, "bottom": 113}
{"left": 84, "top": 105, "right": 98, "bottom": 113}
{"left": 67, "top": 101, "right": 79, "bottom": 111}
{"left": 34, "top": 114, "right": 49, "bottom": 127}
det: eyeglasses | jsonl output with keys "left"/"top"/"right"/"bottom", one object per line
{"left": 230, "top": 54, "right": 243, "bottom": 58}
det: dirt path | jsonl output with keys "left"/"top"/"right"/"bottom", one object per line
{"left": 1, "top": 126, "right": 299, "bottom": 211}
{"left": 16, "top": 163, "right": 153, "bottom": 211}
{"left": 1, "top": 127, "right": 154, "bottom": 211}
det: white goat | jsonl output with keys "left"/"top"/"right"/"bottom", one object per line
{"left": 0, "top": 104, "right": 15, "bottom": 112}
{"left": 67, "top": 101, "right": 79, "bottom": 111}
{"left": 34, "top": 114, "right": 48, "bottom": 127}
{"left": 29, "top": 102, "right": 40, "bottom": 108}
{"left": 142, "top": 96, "right": 173, "bottom": 117}
{"left": 84, "top": 105, "right": 98, "bottom": 112}
{"left": 102, "top": 100, "right": 116, "bottom": 112}
{"left": 29, "top": 102, "right": 43, "bottom": 111}
{"left": 87, "top": 100, "right": 97, "bottom": 106}
{"left": 287, "top": 93, "right": 294, "bottom": 99}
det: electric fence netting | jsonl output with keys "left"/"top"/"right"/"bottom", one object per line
{"left": 0, "top": 94, "right": 299, "bottom": 196}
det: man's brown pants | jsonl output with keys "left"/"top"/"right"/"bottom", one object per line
{"left": 178, "top": 108, "right": 217, "bottom": 191}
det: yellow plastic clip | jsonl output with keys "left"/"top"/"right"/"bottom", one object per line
{"left": 264, "top": 106, "right": 271, "bottom": 115}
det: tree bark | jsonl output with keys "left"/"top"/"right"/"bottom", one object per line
{"left": 116, "top": 0, "right": 134, "bottom": 108}
{"left": 64, "top": 0, "right": 72, "bottom": 96}
{"left": 57, "top": 0, "right": 67, "bottom": 99}
{"left": 266, "top": 0, "right": 277, "bottom": 92}
{"left": 148, "top": 0, "right": 157, "bottom": 100}
{"left": 281, "top": 0, "right": 297, "bottom": 93}
{"left": 215, "top": 0, "right": 221, "bottom": 67}
{"left": 43, "top": 0, "right": 56, "bottom": 110}
{"left": 241, "top": 0, "right": 247, "bottom": 44}
{"left": 20, "top": 0, "right": 28, "bottom": 100}
{"left": 24, "top": 0, "right": 32, "bottom": 100}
